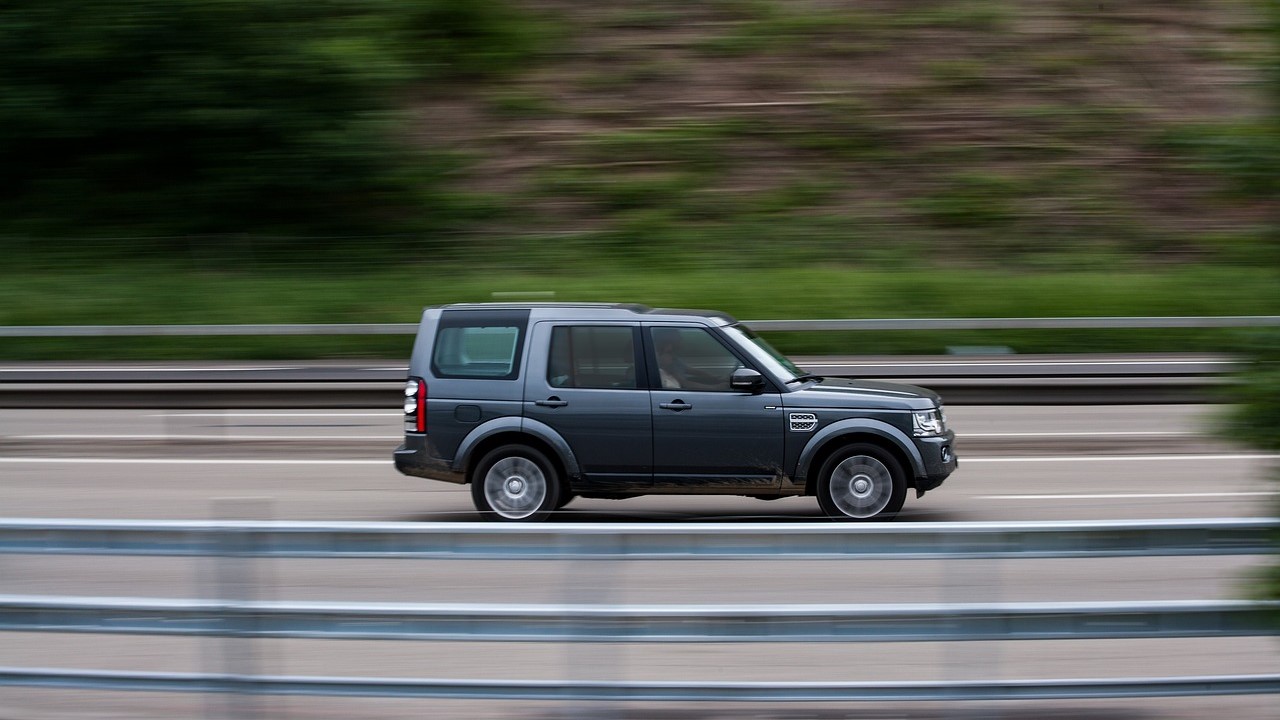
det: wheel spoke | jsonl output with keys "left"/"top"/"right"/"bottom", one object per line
{"left": 828, "top": 455, "right": 891, "bottom": 518}
{"left": 483, "top": 456, "right": 547, "bottom": 519}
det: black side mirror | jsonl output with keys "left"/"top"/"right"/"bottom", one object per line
{"left": 730, "top": 368, "right": 766, "bottom": 393}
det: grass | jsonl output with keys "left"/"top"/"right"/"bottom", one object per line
{"left": 2, "top": 262, "right": 1278, "bottom": 360}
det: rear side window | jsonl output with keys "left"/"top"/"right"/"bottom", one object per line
{"left": 548, "top": 325, "right": 639, "bottom": 389}
{"left": 432, "top": 310, "right": 529, "bottom": 380}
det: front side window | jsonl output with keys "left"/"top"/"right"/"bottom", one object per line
{"left": 432, "top": 310, "right": 528, "bottom": 380}
{"left": 649, "top": 327, "right": 742, "bottom": 392}
{"left": 548, "top": 325, "right": 638, "bottom": 389}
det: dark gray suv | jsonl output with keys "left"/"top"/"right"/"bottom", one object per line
{"left": 394, "top": 303, "right": 956, "bottom": 521}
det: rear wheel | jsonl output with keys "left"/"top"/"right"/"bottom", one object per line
{"left": 816, "top": 443, "right": 906, "bottom": 521}
{"left": 471, "top": 445, "right": 561, "bottom": 522}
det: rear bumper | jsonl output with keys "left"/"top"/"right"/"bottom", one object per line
{"left": 393, "top": 435, "right": 466, "bottom": 485}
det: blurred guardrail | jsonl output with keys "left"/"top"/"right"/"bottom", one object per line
{"left": 1, "top": 518, "right": 1277, "bottom": 707}
{"left": 3, "top": 316, "right": 1280, "bottom": 336}
{"left": 3, "top": 316, "right": 1277, "bottom": 406}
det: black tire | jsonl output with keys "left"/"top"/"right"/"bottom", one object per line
{"left": 470, "top": 444, "right": 561, "bottom": 522}
{"left": 816, "top": 443, "right": 907, "bottom": 521}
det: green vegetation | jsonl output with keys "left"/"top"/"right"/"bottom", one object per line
{"left": 0, "top": 0, "right": 548, "bottom": 240}
{"left": 1226, "top": 328, "right": 1280, "bottom": 623}
{"left": 2, "top": 263, "right": 1278, "bottom": 360}
{"left": 0, "top": 0, "right": 1272, "bottom": 266}
{"left": 0, "top": 0, "right": 1275, "bottom": 357}
{"left": 1223, "top": 0, "right": 1280, "bottom": 620}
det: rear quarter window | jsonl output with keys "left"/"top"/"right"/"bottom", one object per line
{"left": 431, "top": 310, "right": 529, "bottom": 380}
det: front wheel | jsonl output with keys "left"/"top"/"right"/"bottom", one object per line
{"left": 816, "top": 443, "right": 906, "bottom": 521}
{"left": 471, "top": 445, "right": 561, "bottom": 522}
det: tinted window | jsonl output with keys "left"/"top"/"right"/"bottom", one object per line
{"left": 548, "top": 326, "right": 638, "bottom": 389}
{"left": 432, "top": 310, "right": 529, "bottom": 380}
{"left": 649, "top": 327, "right": 742, "bottom": 392}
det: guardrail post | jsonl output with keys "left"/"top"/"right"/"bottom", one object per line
{"left": 944, "top": 531, "right": 1005, "bottom": 719}
{"left": 562, "top": 529, "right": 623, "bottom": 719}
{"left": 206, "top": 499, "right": 270, "bottom": 720}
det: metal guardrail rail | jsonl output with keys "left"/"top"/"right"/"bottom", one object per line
{"left": 0, "top": 517, "right": 1275, "bottom": 559}
{"left": 1, "top": 518, "right": 1278, "bottom": 706}
{"left": 2, "top": 317, "right": 1264, "bottom": 406}
{"left": 4, "top": 668, "right": 1279, "bottom": 702}
{"left": 3, "top": 315, "right": 1279, "bottom": 336}
{"left": 2, "top": 595, "right": 1275, "bottom": 642}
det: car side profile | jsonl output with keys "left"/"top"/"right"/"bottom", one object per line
{"left": 393, "top": 303, "right": 956, "bottom": 521}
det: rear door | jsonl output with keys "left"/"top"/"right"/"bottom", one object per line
{"left": 523, "top": 322, "right": 652, "bottom": 491}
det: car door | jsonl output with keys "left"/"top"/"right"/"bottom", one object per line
{"left": 523, "top": 322, "right": 652, "bottom": 492}
{"left": 645, "top": 324, "right": 785, "bottom": 491}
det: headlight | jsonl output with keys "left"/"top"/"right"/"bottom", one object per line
{"left": 912, "top": 408, "right": 946, "bottom": 437}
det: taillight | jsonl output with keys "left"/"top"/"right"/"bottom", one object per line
{"left": 404, "top": 378, "right": 426, "bottom": 433}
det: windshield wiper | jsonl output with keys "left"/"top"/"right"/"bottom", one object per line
{"left": 786, "top": 373, "right": 823, "bottom": 384}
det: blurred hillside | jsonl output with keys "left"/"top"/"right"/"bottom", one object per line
{"left": 419, "top": 0, "right": 1277, "bottom": 270}
{"left": 0, "top": 0, "right": 1275, "bottom": 273}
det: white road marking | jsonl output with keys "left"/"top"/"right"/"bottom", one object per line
{"left": 962, "top": 431, "right": 1195, "bottom": 438}
{"left": 149, "top": 412, "right": 399, "bottom": 418}
{"left": 12, "top": 434, "right": 392, "bottom": 442}
{"left": 0, "top": 454, "right": 1275, "bottom": 466}
{"left": 0, "top": 458, "right": 385, "bottom": 465}
{"left": 815, "top": 359, "right": 1229, "bottom": 368}
{"left": 0, "top": 366, "right": 298, "bottom": 372}
{"left": 979, "top": 491, "right": 1279, "bottom": 500}
{"left": 963, "top": 454, "right": 1278, "bottom": 463}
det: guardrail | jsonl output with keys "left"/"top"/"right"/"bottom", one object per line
{"left": 3, "top": 315, "right": 1280, "bottom": 336}
{"left": 3, "top": 316, "right": 1268, "bottom": 406}
{"left": 0, "top": 517, "right": 1275, "bottom": 559}
{"left": 1, "top": 518, "right": 1277, "bottom": 709}
{"left": 0, "top": 355, "right": 1247, "bottom": 407}
{"left": 3, "top": 595, "right": 1274, "bottom": 643}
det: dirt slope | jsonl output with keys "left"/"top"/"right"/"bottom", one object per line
{"left": 415, "top": 0, "right": 1271, "bottom": 266}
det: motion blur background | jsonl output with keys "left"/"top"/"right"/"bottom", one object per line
{"left": 0, "top": 0, "right": 1277, "bottom": 360}
{"left": 2, "top": 4, "right": 1280, "bottom": 718}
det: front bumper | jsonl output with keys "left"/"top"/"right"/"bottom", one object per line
{"left": 912, "top": 430, "right": 957, "bottom": 494}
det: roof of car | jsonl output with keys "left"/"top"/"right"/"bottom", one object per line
{"left": 436, "top": 302, "right": 736, "bottom": 324}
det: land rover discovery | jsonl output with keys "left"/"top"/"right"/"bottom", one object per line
{"left": 393, "top": 303, "right": 956, "bottom": 521}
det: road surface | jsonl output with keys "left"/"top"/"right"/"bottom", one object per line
{"left": 0, "top": 405, "right": 1276, "bottom": 720}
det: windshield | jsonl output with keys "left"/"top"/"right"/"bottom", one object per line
{"left": 722, "top": 324, "right": 805, "bottom": 383}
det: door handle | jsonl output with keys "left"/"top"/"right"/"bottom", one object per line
{"left": 659, "top": 401, "right": 692, "bottom": 411}
{"left": 535, "top": 397, "right": 569, "bottom": 408}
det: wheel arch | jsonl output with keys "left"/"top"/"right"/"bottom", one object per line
{"left": 456, "top": 418, "right": 579, "bottom": 486}
{"left": 796, "top": 420, "right": 923, "bottom": 495}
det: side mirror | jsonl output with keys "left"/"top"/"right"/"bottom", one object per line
{"left": 730, "top": 368, "right": 766, "bottom": 393}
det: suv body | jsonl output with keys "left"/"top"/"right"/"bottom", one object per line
{"left": 394, "top": 303, "right": 956, "bottom": 521}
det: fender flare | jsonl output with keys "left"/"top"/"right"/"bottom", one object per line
{"left": 452, "top": 416, "right": 582, "bottom": 479}
{"left": 796, "top": 418, "right": 924, "bottom": 483}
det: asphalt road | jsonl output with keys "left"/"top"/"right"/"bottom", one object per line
{"left": 1, "top": 405, "right": 1277, "bottom": 720}
{"left": 0, "top": 404, "right": 1269, "bottom": 522}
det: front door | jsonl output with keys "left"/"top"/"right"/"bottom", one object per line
{"left": 645, "top": 325, "right": 784, "bottom": 490}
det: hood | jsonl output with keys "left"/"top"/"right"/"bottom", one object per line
{"left": 786, "top": 377, "right": 942, "bottom": 410}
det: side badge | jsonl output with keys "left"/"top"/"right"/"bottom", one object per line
{"left": 789, "top": 413, "right": 817, "bottom": 432}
